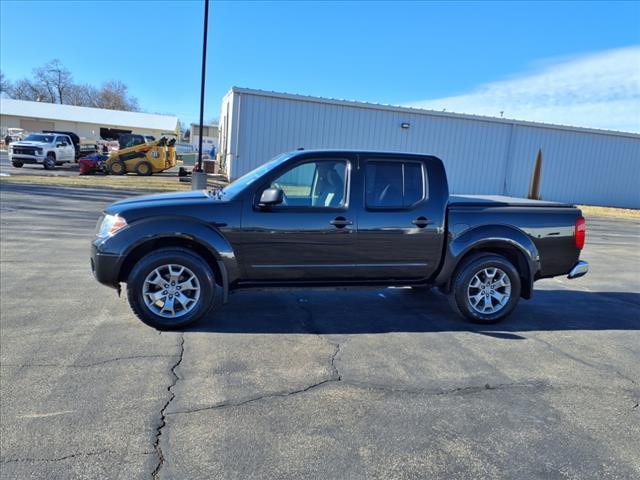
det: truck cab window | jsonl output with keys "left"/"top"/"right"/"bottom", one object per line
{"left": 365, "top": 160, "right": 425, "bottom": 208}
{"left": 269, "top": 159, "right": 347, "bottom": 208}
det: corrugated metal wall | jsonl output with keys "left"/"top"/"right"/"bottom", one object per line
{"left": 221, "top": 89, "right": 640, "bottom": 208}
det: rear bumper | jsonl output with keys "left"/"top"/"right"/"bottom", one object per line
{"left": 567, "top": 260, "right": 589, "bottom": 279}
{"left": 91, "top": 243, "right": 122, "bottom": 289}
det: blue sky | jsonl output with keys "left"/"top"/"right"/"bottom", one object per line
{"left": 1, "top": 1, "right": 639, "bottom": 131}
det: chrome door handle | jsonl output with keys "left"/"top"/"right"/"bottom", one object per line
{"left": 330, "top": 216, "right": 352, "bottom": 228}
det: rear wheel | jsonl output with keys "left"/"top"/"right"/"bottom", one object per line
{"left": 134, "top": 161, "right": 153, "bottom": 176}
{"left": 43, "top": 153, "right": 56, "bottom": 170}
{"left": 109, "top": 160, "right": 126, "bottom": 175}
{"left": 126, "top": 248, "right": 217, "bottom": 329}
{"left": 448, "top": 254, "right": 521, "bottom": 324}
{"left": 11, "top": 161, "right": 23, "bottom": 168}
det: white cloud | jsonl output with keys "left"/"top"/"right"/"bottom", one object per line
{"left": 407, "top": 46, "right": 640, "bottom": 133}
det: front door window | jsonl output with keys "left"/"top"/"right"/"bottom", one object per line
{"left": 269, "top": 159, "right": 348, "bottom": 208}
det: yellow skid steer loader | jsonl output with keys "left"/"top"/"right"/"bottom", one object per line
{"left": 105, "top": 136, "right": 177, "bottom": 176}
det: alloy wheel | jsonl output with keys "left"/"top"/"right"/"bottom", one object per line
{"left": 467, "top": 267, "right": 511, "bottom": 314}
{"left": 142, "top": 264, "right": 201, "bottom": 318}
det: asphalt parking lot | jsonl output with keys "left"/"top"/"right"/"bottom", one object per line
{"left": 1, "top": 182, "right": 638, "bottom": 479}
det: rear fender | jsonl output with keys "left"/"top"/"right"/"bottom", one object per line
{"left": 435, "top": 225, "right": 540, "bottom": 298}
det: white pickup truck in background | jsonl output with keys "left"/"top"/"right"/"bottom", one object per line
{"left": 9, "top": 133, "right": 76, "bottom": 170}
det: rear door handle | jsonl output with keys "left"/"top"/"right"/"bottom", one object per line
{"left": 330, "top": 216, "right": 353, "bottom": 228}
{"left": 412, "top": 216, "right": 431, "bottom": 228}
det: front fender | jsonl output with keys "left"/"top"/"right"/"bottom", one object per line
{"left": 96, "top": 216, "right": 240, "bottom": 294}
{"left": 435, "top": 224, "right": 540, "bottom": 296}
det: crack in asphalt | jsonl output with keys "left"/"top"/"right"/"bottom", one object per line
{"left": 345, "top": 380, "right": 551, "bottom": 396}
{"left": 529, "top": 335, "right": 639, "bottom": 390}
{"left": 166, "top": 378, "right": 555, "bottom": 416}
{"left": 151, "top": 334, "right": 185, "bottom": 480}
{"left": 167, "top": 296, "right": 345, "bottom": 417}
{"left": 168, "top": 377, "right": 338, "bottom": 416}
{"left": 1, "top": 450, "right": 154, "bottom": 464}
{"left": 165, "top": 296, "right": 552, "bottom": 417}
{"left": 2, "top": 354, "right": 180, "bottom": 369}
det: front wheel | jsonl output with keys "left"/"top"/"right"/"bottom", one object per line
{"left": 11, "top": 161, "right": 23, "bottom": 168}
{"left": 108, "top": 160, "right": 126, "bottom": 175}
{"left": 126, "top": 248, "right": 217, "bottom": 329}
{"left": 448, "top": 254, "right": 521, "bottom": 324}
{"left": 43, "top": 154, "right": 56, "bottom": 170}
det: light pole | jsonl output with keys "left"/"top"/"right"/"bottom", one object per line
{"left": 192, "top": 0, "right": 210, "bottom": 190}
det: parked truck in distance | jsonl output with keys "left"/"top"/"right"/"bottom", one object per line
{"left": 9, "top": 133, "right": 76, "bottom": 169}
{"left": 42, "top": 130, "right": 99, "bottom": 160}
{"left": 91, "top": 150, "right": 588, "bottom": 329}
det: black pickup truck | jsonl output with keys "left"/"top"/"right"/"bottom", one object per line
{"left": 91, "top": 150, "right": 588, "bottom": 329}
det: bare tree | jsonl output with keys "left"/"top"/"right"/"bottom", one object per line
{"left": 8, "top": 78, "right": 49, "bottom": 102}
{"left": 0, "top": 71, "right": 11, "bottom": 95}
{"left": 33, "top": 59, "right": 73, "bottom": 104}
{"left": 96, "top": 80, "right": 139, "bottom": 111}
{"left": 3, "top": 61, "right": 141, "bottom": 111}
{"left": 66, "top": 83, "right": 100, "bottom": 107}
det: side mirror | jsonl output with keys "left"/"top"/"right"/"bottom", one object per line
{"left": 259, "top": 188, "right": 283, "bottom": 207}
{"left": 56, "top": 143, "right": 64, "bottom": 147}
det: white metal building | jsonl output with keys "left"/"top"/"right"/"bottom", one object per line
{"left": 190, "top": 123, "right": 219, "bottom": 152}
{"left": 0, "top": 98, "right": 179, "bottom": 140}
{"left": 219, "top": 87, "right": 640, "bottom": 208}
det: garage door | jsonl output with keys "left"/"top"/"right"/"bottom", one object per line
{"left": 20, "top": 119, "right": 55, "bottom": 133}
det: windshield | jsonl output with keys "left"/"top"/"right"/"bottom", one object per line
{"left": 24, "top": 134, "right": 54, "bottom": 143}
{"left": 221, "top": 153, "right": 293, "bottom": 199}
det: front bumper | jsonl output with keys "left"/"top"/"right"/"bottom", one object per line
{"left": 10, "top": 154, "right": 44, "bottom": 164}
{"left": 567, "top": 260, "right": 589, "bottom": 279}
{"left": 91, "top": 243, "right": 122, "bottom": 289}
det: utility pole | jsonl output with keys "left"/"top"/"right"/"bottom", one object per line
{"left": 192, "top": 0, "right": 210, "bottom": 189}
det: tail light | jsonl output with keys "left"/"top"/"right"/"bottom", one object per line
{"left": 575, "top": 216, "right": 586, "bottom": 249}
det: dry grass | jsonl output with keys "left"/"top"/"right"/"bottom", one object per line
{"left": 0, "top": 173, "right": 191, "bottom": 191}
{"left": 579, "top": 205, "right": 640, "bottom": 219}
{"left": 0, "top": 169, "right": 230, "bottom": 191}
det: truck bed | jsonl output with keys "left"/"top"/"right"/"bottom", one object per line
{"left": 448, "top": 194, "right": 574, "bottom": 208}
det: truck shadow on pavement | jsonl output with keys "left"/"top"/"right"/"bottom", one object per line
{"left": 187, "top": 288, "right": 640, "bottom": 336}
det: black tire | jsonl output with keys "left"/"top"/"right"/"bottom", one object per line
{"left": 126, "top": 248, "right": 217, "bottom": 330}
{"left": 44, "top": 153, "right": 56, "bottom": 170}
{"left": 11, "top": 162, "right": 23, "bottom": 168}
{"left": 448, "top": 254, "right": 521, "bottom": 324}
{"left": 109, "top": 160, "right": 126, "bottom": 175}
{"left": 134, "top": 161, "right": 153, "bottom": 176}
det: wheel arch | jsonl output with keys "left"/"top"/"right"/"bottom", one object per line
{"left": 436, "top": 225, "right": 540, "bottom": 299}
{"left": 112, "top": 219, "right": 239, "bottom": 303}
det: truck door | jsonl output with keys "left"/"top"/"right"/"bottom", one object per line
{"left": 64, "top": 137, "right": 75, "bottom": 161}
{"left": 237, "top": 153, "right": 358, "bottom": 280}
{"left": 354, "top": 155, "right": 446, "bottom": 281}
{"left": 56, "top": 136, "right": 73, "bottom": 162}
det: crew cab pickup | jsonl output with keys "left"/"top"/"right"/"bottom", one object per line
{"left": 91, "top": 150, "right": 588, "bottom": 329}
{"left": 9, "top": 133, "right": 76, "bottom": 169}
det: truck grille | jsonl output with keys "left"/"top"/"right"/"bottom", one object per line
{"left": 13, "top": 147, "right": 36, "bottom": 155}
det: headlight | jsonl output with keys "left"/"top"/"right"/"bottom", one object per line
{"left": 35, "top": 148, "right": 43, "bottom": 154}
{"left": 97, "top": 214, "right": 127, "bottom": 238}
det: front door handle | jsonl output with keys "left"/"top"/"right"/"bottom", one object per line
{"left": 412, "top": 216, "right": 431, "bottom": 228}
{"left": 330, "top": 216, "right": 353, "bottom": 228}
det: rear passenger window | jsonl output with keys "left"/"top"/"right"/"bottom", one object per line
{"left": 365, "top": 161, "right": 425, "bottom": 208}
